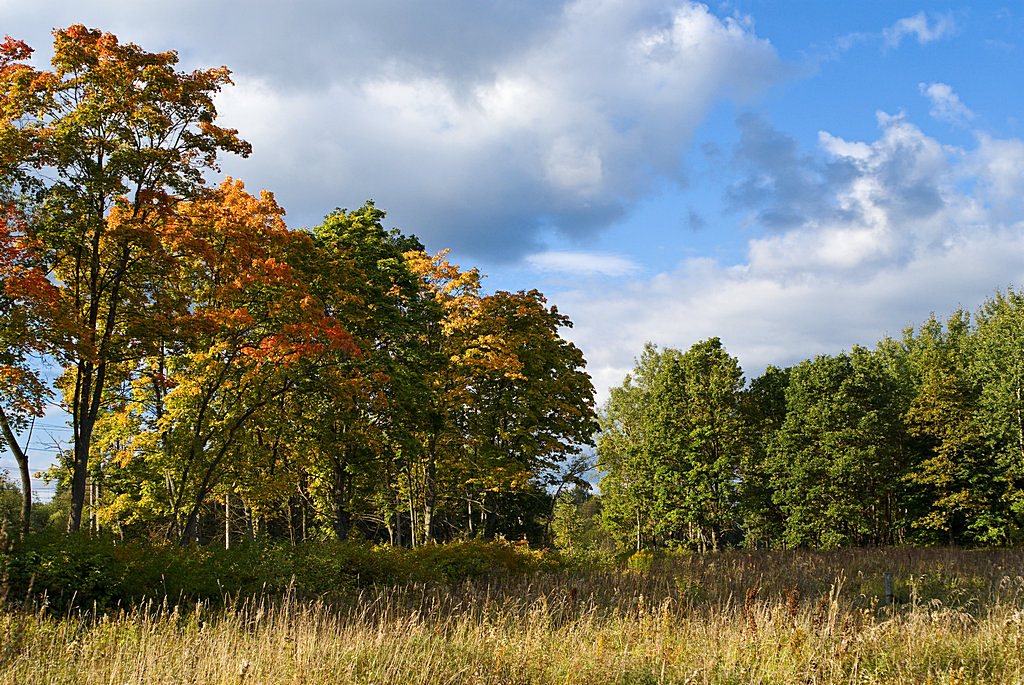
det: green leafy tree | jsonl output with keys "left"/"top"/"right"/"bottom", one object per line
{"left": 597, "top": 344, "right": 670, "bottom": 551}
{"left": 770, "top": 347, "right": 913, "bottom": 547}
{"left": 968, "top": 290, "right": 1024, "bottom": 542}
{"left": 899, "top": 312, "right": 999, "bottom": 543}
{"left": 739, "top": 365, "right": 790, "bottom": 547}
{"left": 599, "top": 339, "right": 746, "bottom": 551}
{"left": 297, "top": 203, "right": 428, "bottom": 541}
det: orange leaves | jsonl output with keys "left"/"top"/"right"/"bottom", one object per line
{"left": 3, "top": 267, "right": 57, "bottom": 307}
{"left": 323, "top": 321, "right": 359, "bottom": 356}
{"left": 0, "top": 206, "right": 61, "bottom": 345}
{"left": 52, "top": 25, "right": 178, "bottom": 79}
{"left": 159, "top": 180, "right": 361, "bottom": 388}
{"left": 172, "top": 179, "right": 289, "bottom": 278}
{"left": 0, "top": 36, "right": 32, "bottom": 76}
{"left": 239, "top": 319, "right": 360, "bottom": 367}
{"left": 241, "top": 256, "right": 292, "bottom": 287}
{"left": 197, "top": 307, "right": 256, "bottom": 331}
{"left": 0, "top": 365, "right": 48, "bottom": 417}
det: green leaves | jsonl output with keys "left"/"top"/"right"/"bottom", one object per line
{"left": 600, "top": 290, "right": 1024, "bottom": 553}
{"left": 767, "top": 348, "right": 913, "bottom": 548}
{"left": 598, "top": 339, "right": 745, "bottom": 551}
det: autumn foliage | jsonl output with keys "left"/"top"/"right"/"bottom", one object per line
{"left": 0, "top": 27, "right": 597, "bottom": 544}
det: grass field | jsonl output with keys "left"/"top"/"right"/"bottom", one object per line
{"left": 3, "top": 547, "right": 1024, "bottom": 684}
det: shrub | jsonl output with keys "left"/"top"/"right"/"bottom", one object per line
{"left": 3, "top": 534, "right": 567, "bottom": 611}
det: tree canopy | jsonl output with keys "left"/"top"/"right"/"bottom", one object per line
{"left": 0, "top": 27, "right": 597, "bottom": 545}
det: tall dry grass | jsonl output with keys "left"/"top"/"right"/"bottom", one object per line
{"left": 3, "top": 547, "right": 1024, "bottom": 684}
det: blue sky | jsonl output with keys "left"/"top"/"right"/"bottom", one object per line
{"left": 3, "top": 1, "right": 1024, "bottom": 490}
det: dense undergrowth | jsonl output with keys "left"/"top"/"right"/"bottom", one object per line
{"left": 4, "top": 533, "right": 1024, "bottom": 613}
{"left": 1, "top": 532, "right": 562, "bottom": 611}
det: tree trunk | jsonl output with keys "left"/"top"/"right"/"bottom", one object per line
{"left": 0, "top": 409, "right": 31, "bottom": 539}
{"left": 225, "top": 492, "right": 231, "bottom": 550}
{"left": 423, "top": 435, "right": 437, "bottom": 544}
{"left": 69, "top": 357, "right": 106, "bottom": 532}
{"left": 407, "top": 465, "right": 417, "bottom": 548}
{"left": 332, "top": 453, "right": 352, "bottom": 541}
{"left": 68, "top": 436, "right": 91, "bottom": 532}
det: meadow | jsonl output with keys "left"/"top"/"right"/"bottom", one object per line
{"left": 2, "top": 544, "right": 1024, "bottom": 684}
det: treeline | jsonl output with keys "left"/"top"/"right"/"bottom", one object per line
{"left": 0, "top": 27, "right": 597, "bottom": 544}
{"left": 596, "top": 293, "right": 1024, "bottom": 551}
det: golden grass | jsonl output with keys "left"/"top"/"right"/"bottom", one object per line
{"left": 3, "top": 547, "right": 1024, "bottom": 684}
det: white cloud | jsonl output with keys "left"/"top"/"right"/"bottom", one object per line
{"left": 560, "top": 112, "right": 1024, "bottom": 403}
{"left": 526, "top": 251, "right": 639, "bottom": 277}
{"left": 919, "top": 82, "right": 975, "bottom": 126}
{"left": 3, "top": 2, "right": 784, "bottom": 259}
{"left": 883, "top": 11, "right": 956, "bottom": 48}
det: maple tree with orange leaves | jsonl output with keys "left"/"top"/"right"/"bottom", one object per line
{"left": 0, "top": 25, "right": 251, "bottom": 531}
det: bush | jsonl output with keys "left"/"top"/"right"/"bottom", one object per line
{"left": 3, "top": 534, "right": 567, "bottom": 612}
{"left": 626, "top": 549, "right": 655, "bottom": 573}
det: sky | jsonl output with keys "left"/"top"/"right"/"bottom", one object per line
{"left": 3, "top": 1, "right": 1024, "bottom": 491}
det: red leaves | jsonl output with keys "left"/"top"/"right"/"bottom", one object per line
{"left": 3, "top": 268, "right": 57, "bottom": 306}
{"left": 0, "top": 36, "right": 32, "bottom": 65}
{"left": 0, "top": 205, "right": 60, "bottom": 330}
{"left": 240, "top": 318, "right": 359, "bottom": 367}
{"left": 171, "top": 181, "right": 360, "bottom": 373}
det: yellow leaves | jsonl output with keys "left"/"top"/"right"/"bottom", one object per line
{"left": 404, "top": 248, "right": 482, "bottom": 313}
{"left": 453, "top": 333, "right": 527, "bottom": 381}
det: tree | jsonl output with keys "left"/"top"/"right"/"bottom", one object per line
{"left": 597, "top": 344, "right": 666, "bottom": 551}
{"left": 770, "top": 347, "right": 913, "bottom": 547}
{"left": 738, "top": 365, "right": 790, "bottom": 547}
{"left": 459, "top": 289, "right": 598, "bottom": 539}
{"left": 598, "top": 339, "right": 746, "bottom": 551}
{"left": 91, "top": 180, "right": 357, "bottom": 542}
{"left": 0, "top": 202, "right": 59, "bottom": 537}
{"left": 297, "top": 202, "right": 428, "bottom": 541}
{"left": 402, "top": 249, "right": 483, "bottom": 543}
{"left": 399, "top": 252, "right": 598, "bottom": 543}
{"left": 968, "top": 290, "right": 1024, "bottom": 542}
{"left": 674, "top": 338, "right": 747, "bottom": 549}
{"left": 897, "top": 312, "right": 996, "bottom": 543}
{"left": 0, "top": 26, "right": 250, "bottom": 531}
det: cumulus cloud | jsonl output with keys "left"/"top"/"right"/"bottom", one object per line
{"left": 0, "top": 1, "right": 784, "bottom": 260}
{"left": 726, "top": 113, "right": 860, "bottom": 230}
{"left": 562, "top": 112, "right": 1024, "bottom": 402}
{"left": 221, "top": 1, "right": 786, "bottom": 259}
{"left": 883, "top": 11, "right": 956, "bottom": 48}
{"left": 920, "top": 82, "right": 975, "bottom": 126}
